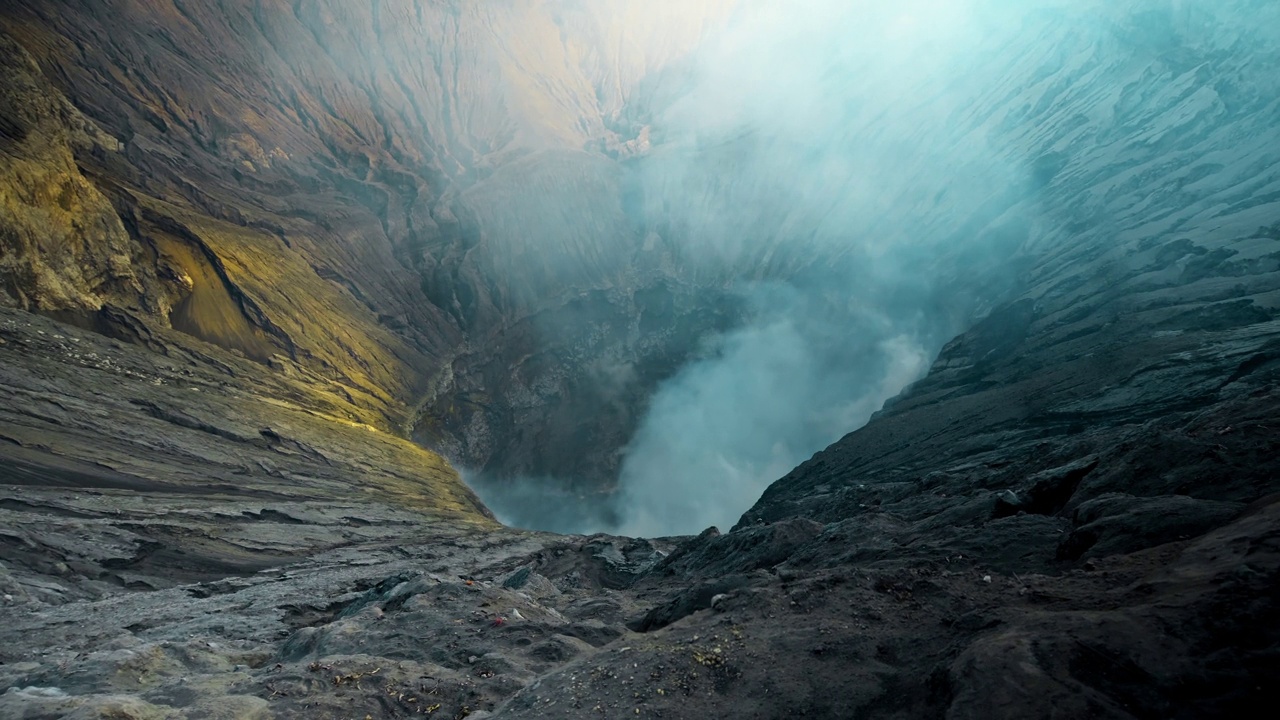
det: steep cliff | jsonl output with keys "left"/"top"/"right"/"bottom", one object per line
{"left": 0, "top": 0, "right": 757, "bottom": 499}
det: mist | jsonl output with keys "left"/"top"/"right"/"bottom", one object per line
{"left": 602, "top": 0, "right": 1047, "bottom": 535}
{"left": 457, "top": 0, "right": 1049, "bottom": 535}
{"left": 452, "top": 0, "right": 1255, "bottom": 536}
{"left": 612, "top": 282, "right": 934, "bottom": 536}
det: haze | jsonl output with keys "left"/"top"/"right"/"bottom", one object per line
{"left": 472, "top": 0, "right": 1043, "bottom": 534}
{"left": 457, "top": 0, "right": 1266, "bottom": 536}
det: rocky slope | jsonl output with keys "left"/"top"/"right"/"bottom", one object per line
{"left": 1, "top": 0, "right": 1279, "bottom": 718}
{"left": 13, "top": 0, "right": 1274, "bottom": 506}
{"left": 1, "top": 298, "right": 1275, "bottom": 718}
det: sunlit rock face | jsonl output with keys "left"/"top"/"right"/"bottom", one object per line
{"left": 2, "top": 0, "right": 1278, "bottom": 533}
{"left": 0, "top": 0, "right": 742, "bottom": 482}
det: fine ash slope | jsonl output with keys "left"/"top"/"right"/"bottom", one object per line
{"left": 1, "top": 1, "right": 1279, "bottom": 719}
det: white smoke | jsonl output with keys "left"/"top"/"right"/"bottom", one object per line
{"left": 461, "top": 0, "right": 1261, "bottom": 536}
{"left": 614, "top": 303, "right": 930, "bottom": 536}
{"left": 606, "top": 0, "right": 1032, "bottom": 535}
